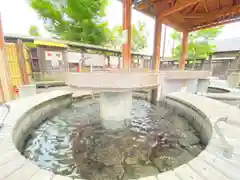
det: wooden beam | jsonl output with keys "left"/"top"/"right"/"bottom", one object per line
{"left": 203, "top": 0, "right": 209, "bottom": 12}
{"left": 156, "top": 1, "right": 189, "bottom": 32}
{"left": 152, "top": 17, "right": 162, "bottom": 71}
{"left": 158, "top": 0, "right": 200, "bottom": 18}
{"left": 187, "top": 4, "right": 240, "bottom": 19}
{"left": 218, "top": 0, "right": 221, "bottom": 9}
{"left": 170, "top": 0, "right": 177, "bottom": 7}
{"left": 180, "top": 31, "right": 188, "bottom": 70}
{"left": 174, "top": 12, "right": 189, "bottom": 24}
{"left": 122, "top": 0, "right": 132, "bottom": 70}
{"left": 184, "top": 15, "right": 204, "bottom": 19}
{"left": 190, "top": 17, "right": 240, "bottom": 31}
{"left": 186, "top": 4, "right": 240, "bottom": 29}
{"left": 183, "top": 2, "right": 198, "bottom": 14}
{"left": 0, "top": 14, "right": 12, "bottom": 101}
{"left": 233, "top": 0, "right": 236, "bottom": 6}
{"left": 193, "top": 2, "right": 199, "bottom": 12}
{"left": 162, "top": 15, "right": 188, "bottom": 32}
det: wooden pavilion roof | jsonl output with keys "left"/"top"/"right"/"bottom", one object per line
{"left": 132, "top": 0, "right": 240, "bottom": 32}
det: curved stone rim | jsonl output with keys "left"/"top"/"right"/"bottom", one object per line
{"left": 1, "top": 91, "right": 240, "bottom": 180}
{"left": 164, "top": 92, "right": 240, "bottom": 180}
{"left": 66, "top": 72, "right": 161, "bottom": 90}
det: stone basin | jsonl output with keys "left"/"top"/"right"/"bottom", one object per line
{"left": 0, "top": 90, "right": 240, "bottom": 180}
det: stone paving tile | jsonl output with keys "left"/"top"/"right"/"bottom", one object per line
{"left": 137, "top": 176, "right": 157, "bottom": 180}
{"left": 0, "top": 150, "right": 20, "bottom": 166}
{"left": 174, "top": 164, "right": 204, "bottom": 180}
{"left": 200, "top": 151, "right": 240, "bottom": 180}
{"left": 206, "top": 142, "right": 240, "bottom": 162}
{"left": 0, "top": 144, "right": 17, "bottom": 160}
{"left": 156, "top": 171, "right": 180, "bottom": 180}
{"left": 0, "top": 137, "right": 13, "bottom": 148}
{"left": 29, "top": 169, "right": 54, "bottom": 180}
{"left": 188, "top": 157, "right": 230, "bottom": 180}
{"left": 207, "top": 146, "right": 240, "bottom": 170}
{"left": 0, "top": 155, "right": 26, "bottom": 179}
{"left": 52, "top": 175, "right": 73, "bottom": 180}
{"left": 0, "top": 125, "right": 13, "bottom": 136}
{"left": 4, "top": 160, "right": 39, "bottom": 180}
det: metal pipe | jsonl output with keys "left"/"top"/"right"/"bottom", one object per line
{"left": 0, "top": 104, "right": 10, "bottom": 128}
{"left": 214, "top": 116, "right": 236, "bottom": 158}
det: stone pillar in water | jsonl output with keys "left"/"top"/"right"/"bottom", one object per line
{"left": 99, "top": 90, "right": 132, "bottom": 129}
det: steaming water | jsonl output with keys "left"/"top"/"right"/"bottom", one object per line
{"left": 23, "top": 98, "right": 204, "bottom": 180}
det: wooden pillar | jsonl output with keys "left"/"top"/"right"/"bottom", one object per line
{"left": 151, "top": 18, "right": 162, "bottom": 104}
{"left": 162, "top": 25, "right": 167, "bottom": 59}
{"left": 179, "top": 31, "right": 188, "bottom": 70}
{"left": 152, "top": 18, "right": 162, "bottom": 71}
{"left": 0, "top": 14, "right": 12, "bottom": 101}
{"left": 16, "top": 39, "right": 29, "bottom": 84}
{"left": 122, "top": 0, "right": 132, "bottom": 70}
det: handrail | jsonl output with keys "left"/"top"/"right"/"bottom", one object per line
{"left": 0, "top": 104, "right": 10, "bottom": 129}
{"left": 214, "top": 117, "right": 234, "bottom": 159}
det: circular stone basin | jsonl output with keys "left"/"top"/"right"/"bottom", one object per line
{"left": 22, "top": 96, "right": 205, "bottom": 180}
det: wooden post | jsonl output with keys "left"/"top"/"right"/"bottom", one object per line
{"left": 153, "top": 18, "right": 162, "bottom": 71}
{"left": 16, "top": 39, "right": 29, "bottom": 84}
{"left": 151, "top": 17, "right": 162, "bottom": 104}
{"left": 0, "top": 14, "right": 12, "bottom": 101}
{"left": 162, "top": 25, "right": 167, "bottom": 59}
{"left": 179, "top": 31, "right": 189, "bottom": 92}
{"left": 122, "top": 0, "right": 132, "bottom": 70}
{"left": 179, "top": 31, "right": 188, "bottom": 70}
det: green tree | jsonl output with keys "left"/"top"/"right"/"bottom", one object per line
{"left": 29, "top": 0, "right": 109, "bottom": 45}
{"left": 171, "top": 27, "right": 223, "bottom": 68}
{"left": 28, "top": 25, "right": 40, "bottom": 36}
{"left": 109, "top": 21, "right": 148, "bottom": 52}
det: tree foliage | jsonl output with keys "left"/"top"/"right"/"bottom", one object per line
{"left": 171, "top": 26, "right": 223, "bottom": 65}
{"left": 108, "top": 21, "right": 148, "bottom": 52}
{"left": 29, "top": 0, "right": 109, "bottom": 45}
{"left": 28, "top": 25, "right": 40, "bottom": 36}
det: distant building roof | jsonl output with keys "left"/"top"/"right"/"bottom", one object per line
{"left": 214, "top": 37, "right": 240, "bottom": 52}
{"left": 4, "top": 34, "right": 152, "bottom": 57}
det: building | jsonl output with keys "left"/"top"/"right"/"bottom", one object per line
{"left": 4, "top": 34, "right": 153, "bottom": 78}
{"left": 206, "top": 37, "right": 240, "bottom": 79}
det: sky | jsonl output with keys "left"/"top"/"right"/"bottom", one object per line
{"left": 1, "top": 0, "right": 240, "bottom": 56}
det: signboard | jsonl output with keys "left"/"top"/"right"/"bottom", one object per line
{"left": 83, "top": 53, "right": 105, "bottom": 66}
{"left": 45, "top": 51, "right": 63, "bottom": 61}
{"left": 110, "top": 56, "right": 119, "bottom": 68}
{"left": 67, "top": 51, "right": 82, "bottom": 63}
